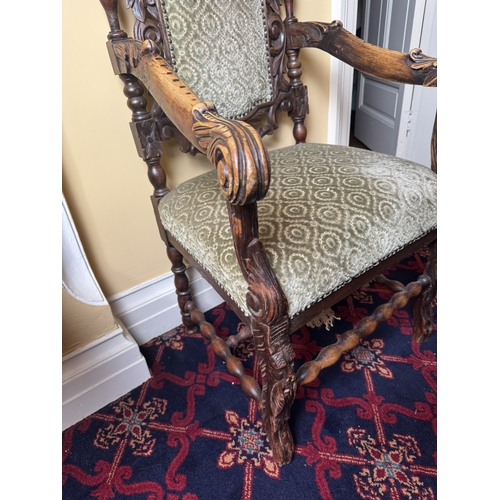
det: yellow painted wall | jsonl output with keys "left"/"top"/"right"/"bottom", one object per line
{"left": 62, "top": 287, "right": 118, "bottom": 357}
{"left": 62, "top": 1, "right": 331, "bottom": 299}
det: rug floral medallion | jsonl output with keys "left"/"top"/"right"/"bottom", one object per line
{"left": 63, "top": 249, "right": 436, "bottom": 499}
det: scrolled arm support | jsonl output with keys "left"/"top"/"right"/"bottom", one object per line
{"left": 106, "top": 38, "right": 270, "bottom": 205}
{"left": 192, "top": 105, "right": 270, "bottom": 205}
{"left": 288, "top": 21, "right": 437, "bottom": 87}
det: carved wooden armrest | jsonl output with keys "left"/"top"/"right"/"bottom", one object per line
{"left": 288, "top": 21, "right": 437, "bottom": 87}
{"left": 107, "top": 37, "right": 270, "bottom": 206}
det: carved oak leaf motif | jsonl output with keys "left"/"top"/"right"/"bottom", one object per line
{"left": 409, "top": 48, "right": 437, "bottom": 87}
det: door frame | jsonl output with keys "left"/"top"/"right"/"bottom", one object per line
{"left": 400, "top": 0, "right": 437, "bottom": 165}
{"left": 329, "top": 0, "right": 437, "bottom": 156}
{"left": 328, "top": 0, "right": 358, "bottom": 146}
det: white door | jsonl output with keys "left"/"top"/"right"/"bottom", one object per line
{"left": 353, "top": 0, "right": 430, "bottom": 157}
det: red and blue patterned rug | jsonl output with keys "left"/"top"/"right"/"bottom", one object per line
{"left": 62, "top": 248, "right": 436, "bottom": 499}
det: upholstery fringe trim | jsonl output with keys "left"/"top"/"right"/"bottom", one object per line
{"left": 306, "top": 308, "right": 341, "bottom": 331}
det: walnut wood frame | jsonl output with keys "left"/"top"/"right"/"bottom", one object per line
{"left": 99, "top": 0, "right": 437, "bottom": 466}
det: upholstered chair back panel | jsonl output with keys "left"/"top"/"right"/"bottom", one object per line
{"left": 159, "top": 0, "right": 274, "bottom": 120}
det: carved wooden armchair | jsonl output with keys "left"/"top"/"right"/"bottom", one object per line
{"left": 99, "top": 0, "right": 437, "bottom": 465}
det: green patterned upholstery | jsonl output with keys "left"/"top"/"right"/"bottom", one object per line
{"left": 159, "top": 144, "right": 437, "bottom": 318}
{"left": 159, "top": 0, "right": 273, "bottom": 119}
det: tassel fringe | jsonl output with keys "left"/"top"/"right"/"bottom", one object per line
{"left": 306, "top": 309, "right": 341, "bottom": 331}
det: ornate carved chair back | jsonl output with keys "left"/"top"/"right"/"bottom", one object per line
{"left": 131, "top": 0, "right": 306, "bottom": 139}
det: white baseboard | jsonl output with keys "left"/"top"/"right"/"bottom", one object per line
{"left": 62, "top": 320, "right": 152, "bottom": 431}
{"left": 107, "top": 267, "right": 223, "bottom": 346}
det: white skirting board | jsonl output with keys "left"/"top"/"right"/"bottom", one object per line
{"left": 107, "top": 266, "right": 224, "bottom": 346}
{"left": 62, "top": 269, "right": 223, "bottom": 431}
{"left": 62, "top": 320, "right": 152, "bottom": 431}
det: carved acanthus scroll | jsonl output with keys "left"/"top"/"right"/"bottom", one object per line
{"left": 409, "top": 48, "right": 437, "bottom": 87}
{"left": 192, "top": 104, "right": 271, "bottom": 206}
{"left": 287, "top": 19, "right": 343, "bottom": 48}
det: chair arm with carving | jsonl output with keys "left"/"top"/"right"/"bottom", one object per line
{"left": 288, "top": 21, "right": 436, "bottom": 88}
{"left": 107, "top": 37, "right": 271, "bottom": 206}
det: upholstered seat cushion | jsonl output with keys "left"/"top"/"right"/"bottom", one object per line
{"left": 158, "top": 143, "right": 437, "bottom": 318}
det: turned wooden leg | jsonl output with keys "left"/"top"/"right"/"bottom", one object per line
{"left": 252, "top": 319, "right": 297, "bottom": 466}
{"left": 412, "top": 240, "right": 437, "bottom": 343}
{"left": 166, "top": 242, "right": 197, "bottom": 333}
